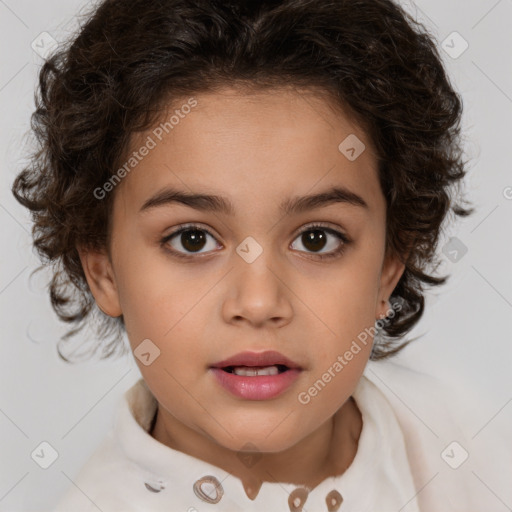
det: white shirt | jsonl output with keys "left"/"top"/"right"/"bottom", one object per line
{"left": 53, "top": 359, "right": 505, "bottom": 511}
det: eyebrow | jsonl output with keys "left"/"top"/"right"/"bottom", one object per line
{"left": 139, "top": 185, "right": 368, "bottom": 216}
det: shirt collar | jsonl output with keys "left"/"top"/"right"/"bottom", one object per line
{"left": 113, "top": 362, "right": 419, "bottom": 511}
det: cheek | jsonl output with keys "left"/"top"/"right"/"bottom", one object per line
{"left": 296, "top": 255, "right": 381, "bottom": 333}
{"left": 113, "top": 246, "right": 205, "bottom": 344}
{"left": 292, "top": 248, "right": 381, "bottom": 372}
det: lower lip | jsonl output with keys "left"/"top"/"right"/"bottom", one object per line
{"left": 209, "top": 368, "right": 302, "bottom": 400}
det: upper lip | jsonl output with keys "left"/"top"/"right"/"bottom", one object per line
{"left": 210, "top": 350, "right": 302, "bottom": 370}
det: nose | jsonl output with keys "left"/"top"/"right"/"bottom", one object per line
{"left": 221, "top": 250, "right": 294, "bottom": 329}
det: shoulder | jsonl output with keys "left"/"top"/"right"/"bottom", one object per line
{"left": 362, "top": 358, "right": 451, "bottom": 420}
{"left": 361, "top": 358, "right": 472, "bottom": 460}
{"left": 52, "top": 379, "right": 161, "bottom": 511}
{"left": 363, "top": 357, "right": 445, "bottom": 392}
{"left": 359, "top": 358, "right": 512, "bottom": 511}
{"left": 52, "top": 432, "right": 134, "bottom": 511}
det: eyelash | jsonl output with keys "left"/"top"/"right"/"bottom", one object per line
{"left": 160, "top": 222, "right": 351, "bottom": 261}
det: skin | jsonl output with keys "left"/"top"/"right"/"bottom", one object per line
{"left": 78, "top": 85, "right": 405, "bottom": 500}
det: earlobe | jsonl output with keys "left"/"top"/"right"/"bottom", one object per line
{"left": 77, "top": 245, "right": 122, "bottom": 317}
{"left": 377, "top": 251, "right": 406, "bottom": 318}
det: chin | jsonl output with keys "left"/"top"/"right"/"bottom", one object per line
{"left": 213, "top": 429, "right": 302, "bottom": 455}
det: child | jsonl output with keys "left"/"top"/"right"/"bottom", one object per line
{"left": 12, "top": 0, "right": 503, "bottom": 510}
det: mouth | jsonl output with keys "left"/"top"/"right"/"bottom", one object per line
{"left": 208, "top": 350, "right": 303, "bottom": 399}
{"left": 210, "top": 349, "right": 302, "bottom": 374}
{"left": 220, "top": 364, "right": 291, "bottom": 376}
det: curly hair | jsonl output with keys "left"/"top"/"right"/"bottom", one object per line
{"left": 12, "top": 0, "right": 473, "bottom": 363}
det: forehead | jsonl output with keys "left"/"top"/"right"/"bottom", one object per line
{"left": 114, "top": 86, "right": 383, "bottom": 218}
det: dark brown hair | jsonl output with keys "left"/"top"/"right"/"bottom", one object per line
{"left": 12, "top": 0, "right": 473, "bottom": 362}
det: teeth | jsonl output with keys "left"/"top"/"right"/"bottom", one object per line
{"left": 232, "top": 365, "right": 280, "bottom": 376}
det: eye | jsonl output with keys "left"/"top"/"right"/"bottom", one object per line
{"left": 160, "top": 222, "right": 351, "bottom": 261}
{"left": 290, "top": 224, "right": 350, "bottom": 260}
{"left": 160, "top": 224, "right": 220, "bottom": 259}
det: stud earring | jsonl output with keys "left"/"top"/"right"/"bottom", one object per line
{"left": 377, "top": 299, "right": 391, "bottom": 320}
{"left": 96, "top": 303, "right": 110, "bottom": 316}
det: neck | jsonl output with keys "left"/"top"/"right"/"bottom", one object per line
{"left": 150, "top": 396, "right": 362, "bottom": 500}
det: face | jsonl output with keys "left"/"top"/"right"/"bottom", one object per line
{"left": 80, "top": 86, "right": 404, "bottom": 454}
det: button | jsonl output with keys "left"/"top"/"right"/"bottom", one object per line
{"left": 193, "top": 475, "right": 224, "bottom": 504}
{"left": 288, "top": 487, "right": 309, "bottom": 511}
{"left": 325, "top": 489, "right": 343, "bottom": 511}
{"left": 144, "top": 481, "right": 165, "bottom": 493}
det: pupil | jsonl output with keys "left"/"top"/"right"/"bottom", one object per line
{"left": 182, "top": 229, "right": 206, "bottom": 252}
{"left": 303, "top": 229, "right": 326, "bottom": 252}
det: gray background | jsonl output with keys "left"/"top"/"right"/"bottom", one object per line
{"left": 1, "top": 0, "right": 511, "bottom": 510}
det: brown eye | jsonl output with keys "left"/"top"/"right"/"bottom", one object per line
{"left": 179, "top": 229, "right": 207, "bottom": 252}
{"left": 162, "top": 225, "right": 220, "bottom": 256}
{"left": 290, "top": 225, "right": 349, "bottom": 260}
{"left": 301, "top": 229, "right": 327, "bottom": 252}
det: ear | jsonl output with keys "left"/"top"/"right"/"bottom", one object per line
{"left": 77, "top": 245, "right": 122, "bottom": 317}
{"left": 376, "top": 249, "right": 407, "bottom": 319}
